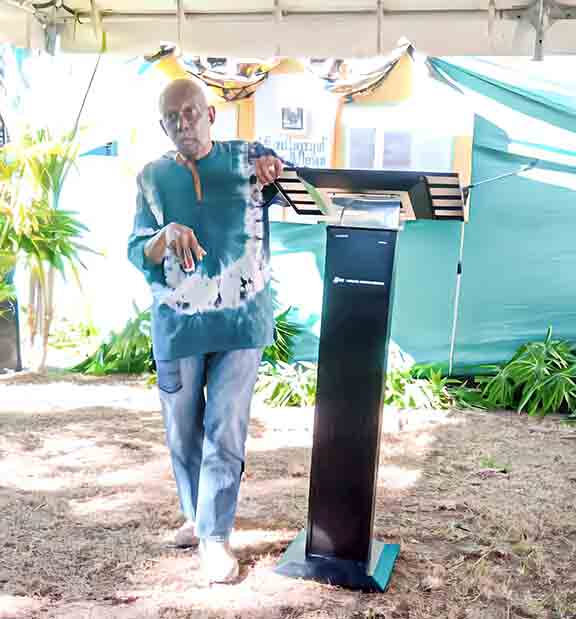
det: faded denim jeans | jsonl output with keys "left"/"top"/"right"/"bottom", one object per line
{"left": 156, "top": 349, "right": 262, "bottom": 541}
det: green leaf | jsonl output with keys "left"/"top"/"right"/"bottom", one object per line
{"left": 69, "top": 304, "right": 154, "bottom": 375}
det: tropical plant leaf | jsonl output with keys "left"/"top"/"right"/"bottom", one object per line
{"left": 262, "top": 306, "right": 302, "bottom": 366}
{"left": 69, "top": 305, "right": 154, "bottom": 376}
{"left": 451, "top": 328, "right": 576, "bottom": 416}
{"left": 256, "top": 361, "right": 317, "bottom": 408}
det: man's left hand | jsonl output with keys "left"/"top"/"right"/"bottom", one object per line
{"left": 255, "top": 155, "right": 283, "bottom": 186}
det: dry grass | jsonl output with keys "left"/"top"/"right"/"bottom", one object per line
{"left": 0, "top": 371, "right": 575, "bottom": 619}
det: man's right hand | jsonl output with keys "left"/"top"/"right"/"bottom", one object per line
{"left": 144, "top": 222, "right": 207, "bottom": 271}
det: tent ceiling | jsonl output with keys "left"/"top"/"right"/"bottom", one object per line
{"left": 1, "top": 1, "right": 575, "bottom": 57}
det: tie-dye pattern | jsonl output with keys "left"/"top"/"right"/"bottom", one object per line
{"left": 127, "top": 141, "right": 276, "bottom": 361}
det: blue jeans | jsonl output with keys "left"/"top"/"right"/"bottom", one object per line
{"left": 156, "top": 349, "right": 262, "bottom": 541}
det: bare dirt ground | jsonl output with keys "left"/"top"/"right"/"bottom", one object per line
{"left": 0, "top": 371, "right": 575, "bottom": 619}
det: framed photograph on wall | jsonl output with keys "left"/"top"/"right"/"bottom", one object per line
{"left": 281, "top": 106, "right": 306, "bottom": 133}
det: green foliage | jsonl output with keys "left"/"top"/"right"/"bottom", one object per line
{"left": 0, "top": 234, "right": 17, "bottom": 317}
{"left": 15, "top": 201, "right": 91, "bottom": 279}
{"left": 0, "top": 55, "right": 101, "bottom": 369}
{"left": 49, "top": 317, "right": 99, "bottom": 350}
{"left": 384, "top": 367, "right": 453, "bottom": 410}
{"left": 256, "top": 301, "right": 312, "bottom": 408}
{"left": 256, "top": 361, "right": 317, "bottom": 407}
{"left": 0, "top": 131, "right": 92, "bottom": 269}
{"left": 262, "top": 306, "right": 302, "bottom": 365}
{"left": 69, "top": 304, "right": 153, "bottom": 375}
{"left": 256, "top": 362, "right": 458, "bottom": 411}
{"left": 478, "top": 328, "right": 576, "bottom": 416}
{"left": 18, "top": 128, "right": 79, "bottom": 210}
{"left": 444, "top": 328, "right": 576, "bottom": 418}
{"left": 448, "top": 380, "right": 489, "bottom": 411}
{"left": 0, "top": 278, "right": 15, "bottom": 303}
{"left": 0, "top": 128, "right": 96, "bottom": 368}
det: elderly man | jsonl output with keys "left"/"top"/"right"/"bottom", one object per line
{"left": 128, "top": 78, "right": 283, "bottom": 583}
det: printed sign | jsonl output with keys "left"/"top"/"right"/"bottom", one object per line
{"left": 258, "top": 134, "right": 330, "bottom": 168}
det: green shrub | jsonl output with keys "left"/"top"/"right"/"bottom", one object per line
{"left": 49, "top": 316, "right": 99, "bottom": 350}
{"left": 262, "top": 307, "right": 302, "bottom": 366}
{"left": 449, "top": 328, "right": 576, "bottom": 417}
{"left": 69, "top": 304, "right": 153, "bottom": 375}
{"left": 255, "top": 361, "right": 317, "bottom": 407}
{"left": 479, "top": 328, "right": 576, "bottom": 416}
{"left": 385, "top": 367, "right": 453, "bottom": 410}
{"left": 256, "top": 364, "right": 456, "bottom": 411}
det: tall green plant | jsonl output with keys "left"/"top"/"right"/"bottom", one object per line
{"left": 480, "top": 328, "right": 576, "bottom": 416}
{"left": 0, "top": 53, "right": 101, "bottom": 370}
{"left": 0, "top": 140, "right": 91, "bottom": 368}
{"left": 18, "top": 128, "right": 79, "bottom": 210}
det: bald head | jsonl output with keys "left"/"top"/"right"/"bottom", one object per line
{"left": 159, "top": 78, "right": 215, "bottom": 159}
{"left": 159, "top": 78, "right": 207, "bottom": 116}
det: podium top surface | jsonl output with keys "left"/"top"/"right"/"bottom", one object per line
{"left": 274, "top": 167, "right": 467, "bottom": 223}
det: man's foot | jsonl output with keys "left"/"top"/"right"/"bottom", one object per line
{"left": 199, "top": 539, "right": 239, "bottom": 584}
{"left": 174, "top": 521, "right": 199, "bottom": 548}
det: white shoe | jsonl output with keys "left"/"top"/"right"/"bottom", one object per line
{"left": 199, "top": 539, "right": 239, "bottom": 584}
{"left": 174, "top": 521, "right": 199, "bottom": 548}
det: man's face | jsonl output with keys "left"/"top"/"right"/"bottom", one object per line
{"left": 161, "top": 83, "right": 213, "bottom": 159}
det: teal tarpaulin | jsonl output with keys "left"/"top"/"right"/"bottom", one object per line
{"left": 453, "top": 116, "right": 576, "bottom": 371}
{"left": 271, "top": 58, "right": 576, "bottom": 373}
{"left": 270, "top": 219, "right": 461, "bottom": 366}
{"left": 429, "top": 57, "right": 576, "bottom": 135}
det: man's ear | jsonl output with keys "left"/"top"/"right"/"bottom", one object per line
{"left": 159, "top": 119, "right": 168, "bottom": 136}
{"left": 208, "top": 106, "right": 216, "bottom": 125}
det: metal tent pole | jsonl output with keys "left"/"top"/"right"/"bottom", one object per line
{"left": 447, "top": 161, "right": 538, "bottom": 376}
{"left": 448, "top": 220, "right": 466, "bottom": 376}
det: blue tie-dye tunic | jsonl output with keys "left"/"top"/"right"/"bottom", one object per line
{"left": 128, "top": 141, "right": 276, "bottom": 361}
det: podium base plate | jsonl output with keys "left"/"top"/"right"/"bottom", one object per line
{"left": 274, "top": 530, "right": 400, "bottom": 593}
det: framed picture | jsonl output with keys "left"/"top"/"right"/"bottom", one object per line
{"left": 281, "top": 106, "right": 305, "bottom": 132}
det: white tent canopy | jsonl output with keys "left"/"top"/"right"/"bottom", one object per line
{"left": 1, "top": 1, "right": 575, "bottom": 57}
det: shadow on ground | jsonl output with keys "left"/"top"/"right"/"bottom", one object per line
{"left": 0, "top": 374, "right": 575, "bottom": 618}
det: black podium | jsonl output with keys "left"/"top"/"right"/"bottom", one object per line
{"left": 272, "top": 167, "right": 465, "bottom": 592}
